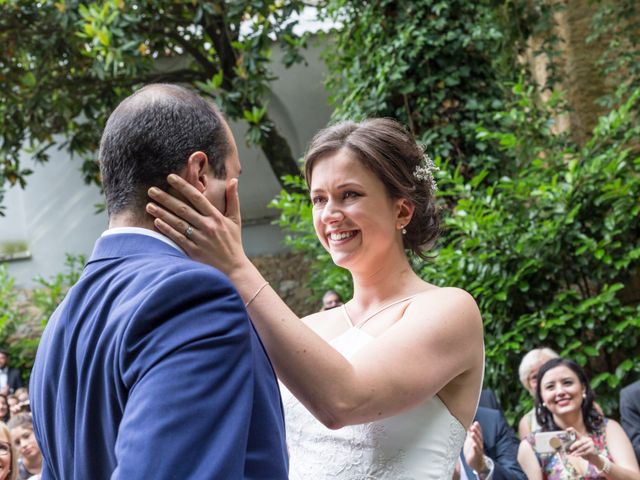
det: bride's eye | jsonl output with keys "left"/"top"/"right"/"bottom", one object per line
{"left": 311, "top": 195, "right": 326, "bottom": 205}
{"left": 343, "top": 191, "right": 361, "bottom": 199}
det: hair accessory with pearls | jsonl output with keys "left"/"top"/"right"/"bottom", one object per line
{"left": 413, "top": 152, "right": 439, "bottom": 192}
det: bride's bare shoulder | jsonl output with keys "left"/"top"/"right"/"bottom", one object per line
{"left": 422, "top": 285, "right": 478, "bottom": 302}
{"left": 410, "top": 286, "right": 481, "bottom": 323}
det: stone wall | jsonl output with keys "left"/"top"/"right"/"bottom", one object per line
{"left": 251, "top": 251, "right": 318, "bottom": 317}
{"left": 527, "top": 0, "right": 617, "bottom": 143}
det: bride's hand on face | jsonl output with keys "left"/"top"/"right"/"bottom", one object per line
{"left": 146, "top": 174, "right": 248, "bottom": 274}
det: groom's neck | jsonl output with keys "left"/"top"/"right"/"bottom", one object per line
{"left": 108, "top": 210, "right": 156, "bottom": 231}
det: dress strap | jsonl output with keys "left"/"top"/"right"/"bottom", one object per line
{"left": 341, "top": 303, "right": 355, "bottom": 328}
{"left": 343, "top": 295, "right": 419, "bottom": 330}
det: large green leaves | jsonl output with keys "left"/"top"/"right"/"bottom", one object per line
{"left": 0, "top": 0, "right": 309, "bottom": 214}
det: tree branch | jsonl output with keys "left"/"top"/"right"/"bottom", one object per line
{"left": 164, "top": 31, "right": 217, "bottom": 78}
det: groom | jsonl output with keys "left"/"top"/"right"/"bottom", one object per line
{"left": 29, "top": 84, "right": 288, "bottom": 479}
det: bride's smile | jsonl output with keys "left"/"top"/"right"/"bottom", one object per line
{"left": 310, "top": 149, "right": 408, "bottom": 270}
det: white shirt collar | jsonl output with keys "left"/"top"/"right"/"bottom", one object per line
{"left": 101, "top": 227, "right": 185, "bottom": 254}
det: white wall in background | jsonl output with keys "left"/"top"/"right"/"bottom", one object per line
{"left": 1, "top": 38, "right": 333, "bottom": 287}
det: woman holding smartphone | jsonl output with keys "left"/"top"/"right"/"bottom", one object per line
{"left": 518, "top": 358, "right": 640, "bottom": 479}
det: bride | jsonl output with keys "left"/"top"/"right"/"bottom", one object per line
{"left": 147, "top": 118, "right": 485, "bottom": 479}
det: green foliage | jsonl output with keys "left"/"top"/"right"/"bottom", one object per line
{"left": 273, "top": 81, "right": 640, "bottom": 423}
{"left": 0, "top": 0, "right": 309, "bottom": 214}
{"left": 0, "top": 241, "right": 29, "bottom": 257}
{"left": 491, "top": 0, "right": 566, "bottom": 90}
{"left": 421, "top": 85, "right": 640, "bottom": 420}
{"left": 588, "top": 0, "right": 640, "bottom": 108}
{"left": 273, "top": 0, "right": 640, "bottom": 421}
{"left": 0, "top": 255, "right": 84, "bottom": 380}
{"left": 323, "top": 0, "right": 509, "bottom": 178}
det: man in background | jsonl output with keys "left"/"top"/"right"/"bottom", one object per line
{"left": 621, "top": 379, "right": 640, "bottom": 463}
{"left": 321, "top": 290, "right": 343, "bottom": 311}
{"left": 0, "top": 349, "right": 23, "bottom": 395}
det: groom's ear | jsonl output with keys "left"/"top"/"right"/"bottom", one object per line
{"left": 183, "top": 151, "right": 210, "bottom": 193}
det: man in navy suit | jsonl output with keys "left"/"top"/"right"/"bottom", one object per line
{"left": 621, "top": 380, "right": 640, "bottom": 463}
{"left": 0, "top": 349, "right": 23, "bottom": 394}
{"left": 29, "top": 84, "right": 288, "bottom": 479}
{"left": 459, "top": 406, "right": 526, "bottom": 479}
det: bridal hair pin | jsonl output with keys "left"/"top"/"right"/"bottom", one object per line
{"left": 413, "top": 152, "right": 439, "bottom": 192}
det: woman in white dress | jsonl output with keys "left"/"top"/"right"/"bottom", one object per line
{"left": 146, "top": 118, "right": 485, "bottom": 479}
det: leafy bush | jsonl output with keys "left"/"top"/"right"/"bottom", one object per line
{"left": 0, "top": 255, "right": 84, "bottom": 381}
{"left": 271, "top": 0, "right": 640, "bottom": 423}
{"left": 420, "top": 85, "right": 640, "bottom": 420}
{"left": 323, "top": 0, "right": 508, "bottom": 177}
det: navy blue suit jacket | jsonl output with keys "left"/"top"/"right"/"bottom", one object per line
{"left": 620, "top": 380, "right": 640, "bottom": 463}
{"left": 4, "top": 367, "right": 23, "bottom": 393}
{"left": 30, "top": 234, "right": 288, "bottom": 479}
{"left": 461, "top": 406, "right": 526, "bottom": 480}
{"left": 479, "top": 389, "right": 500, "bottom": 411}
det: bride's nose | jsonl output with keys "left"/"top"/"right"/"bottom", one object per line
{"left": 321, "top": 199, "right": 344, "bottom": 224}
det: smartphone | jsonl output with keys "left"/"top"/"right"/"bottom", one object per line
{"left": 534, "top": 430, "right": 576, "bottom": 454}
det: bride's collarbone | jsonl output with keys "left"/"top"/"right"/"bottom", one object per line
{"left": 351, "top": 302, "right": 415, "bottom": 337}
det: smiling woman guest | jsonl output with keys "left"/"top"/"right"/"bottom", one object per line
{"left": 147, "top": 118, "right": 485, "bottom": 478}
{"left": 0, "top": 422, "right": 18, "bottom": 480}
{"left": 518, "top": 358, "right": 640, "bottom": 480}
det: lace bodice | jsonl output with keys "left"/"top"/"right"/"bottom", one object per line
{"left": 281, "top": 327, "right": 467, "bottom": 479}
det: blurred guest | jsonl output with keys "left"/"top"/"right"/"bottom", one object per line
{"left": 7, "top": 415, "right": 41, "bottom": 480}
{"left": 320, "top": 290, "right": 343, "bottom": 311}
{"left": 0, "top": 421, "right": 17, "bottom": 480}
{"left": 0, "top": 351, "right": 22, "bottom": 396}
{"left": 0, "top": 397, "right": 9, "bottom": 424}
{"left": 12, "top": 392, "right": 26, "bottom": 408}
{"left": 5, "top": 399, "right": 16, "bottom": 419}
{"left": 7, "top": 393, "right": 27, "bottom": 418}
{"left": 11, "top": 392, "right": 27, "bottom": 416}
{"left": 457, "top": 406, "right": 527, "bottom": 479}
{"left": 621, "top": 379, "right": 640, "bottom": 464}
{"left": 518, "top": 358, "right": 640, "bottom": 480}
{"left": 479, "top": 388, "right": 500, "bottom": 410}
{"left": 518, "top": 347, "right": 559, "bottom": 438}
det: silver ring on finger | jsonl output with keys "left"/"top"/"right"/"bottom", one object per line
{"left": 185, "top": 224, "right": 194, "bottom": 239}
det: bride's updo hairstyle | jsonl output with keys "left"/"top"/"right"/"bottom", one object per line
{"left": 304, "top": 118, "right": 440, "bottom": 259}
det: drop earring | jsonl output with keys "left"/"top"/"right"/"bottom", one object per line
{"left": 400, "top": 224, "right": 407, "bottom": 235}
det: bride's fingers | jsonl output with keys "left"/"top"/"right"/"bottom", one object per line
{"left": 166, "top": 174, "right": 224, "bottom": 218}
{"left": 146, "top": 202, "right": 195, "bottom": 240}
{"left": 145, "top": 193, "right": 201, "bottom": 232}
{"left": 147, "top": 186, "right": 211, "bottom": 230}
{"left": 224, "top": 178, "right": 241, "bottom": 226}
{"left": 153, "top": 217, "right": 200, "bottom": 253}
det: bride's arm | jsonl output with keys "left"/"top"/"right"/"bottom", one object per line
{"left": 147, "top": 174, "right": 483, "bottom": 428}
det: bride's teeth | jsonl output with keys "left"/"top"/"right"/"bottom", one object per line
{"left": 330, "top": 231, "right": 355, "bottom": 241}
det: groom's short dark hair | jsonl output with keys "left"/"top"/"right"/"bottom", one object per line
{"left": 99, "top": 84, "right": 230, "bottom": 216}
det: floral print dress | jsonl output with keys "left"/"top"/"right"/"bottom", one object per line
{"left": 527, "top": 420, "right": 613, "bottom": 480}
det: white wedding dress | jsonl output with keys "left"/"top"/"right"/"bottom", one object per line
{"left": 280, "top": 304, "right": 467, "bottom": 480}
